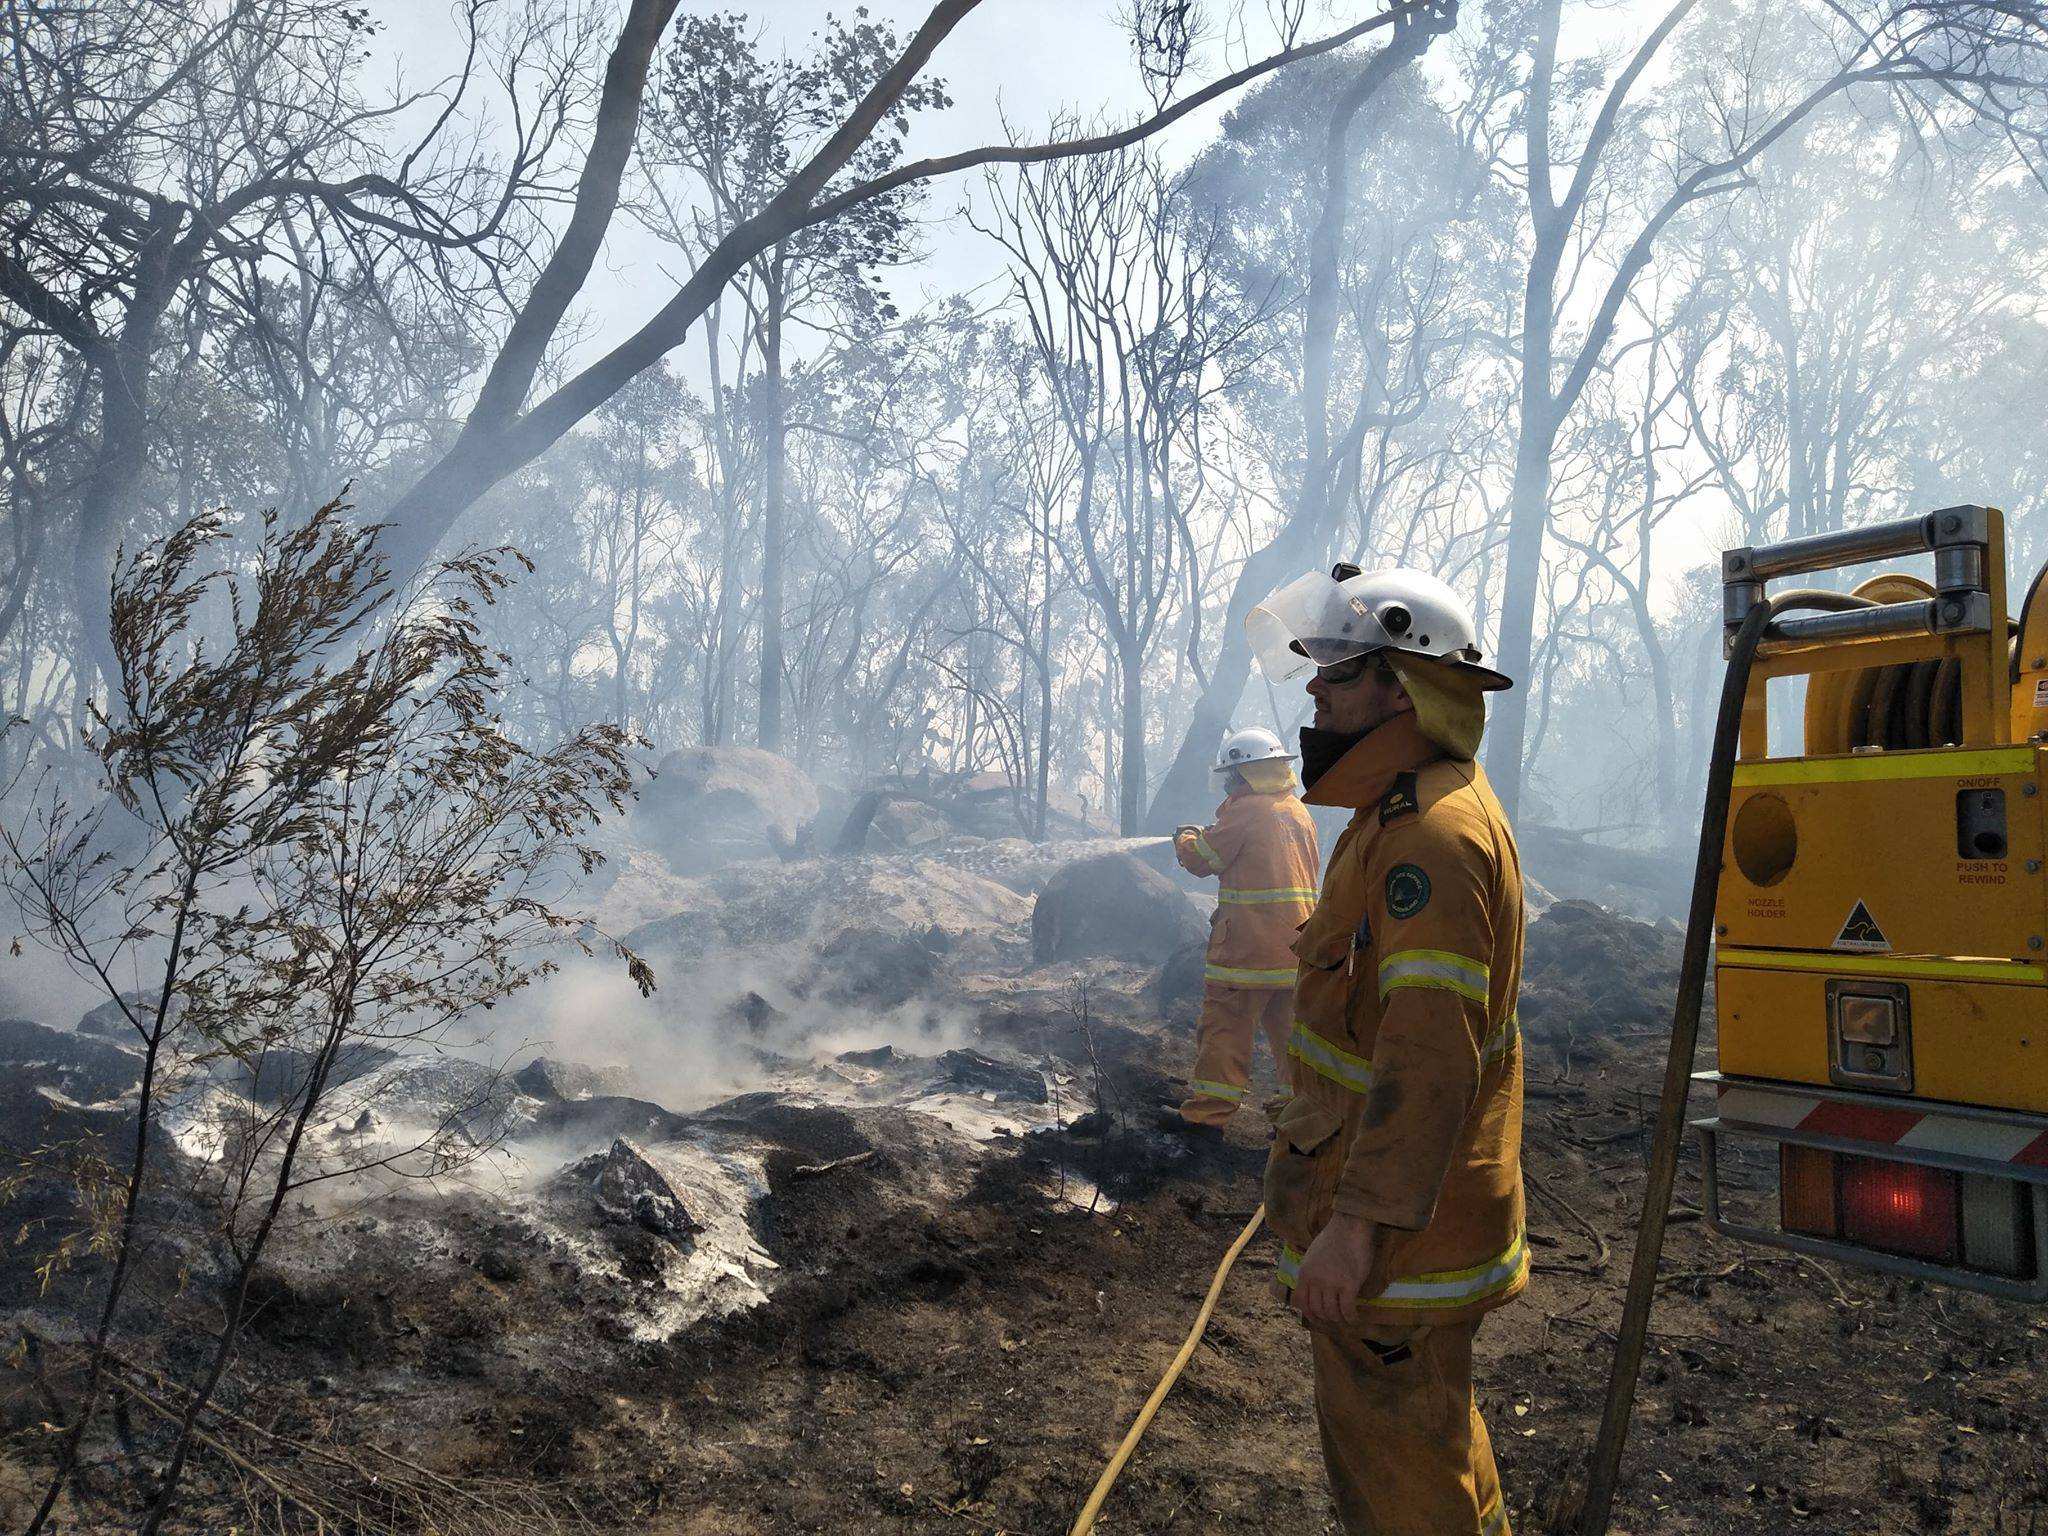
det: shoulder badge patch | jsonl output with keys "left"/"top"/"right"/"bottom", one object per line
{"left": 1379, "top": 771, "right": 1420, "bottom": 826}
{"left": 1385, "top": 863, "right": 1432, "bottom": 920}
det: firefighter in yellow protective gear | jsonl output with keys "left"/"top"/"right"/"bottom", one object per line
{"left": 1168, "top": 728, "right": 1321, "bottom": 1131}
{"left": 1246, "top": 564, "right": 1525, "bottom": 1536}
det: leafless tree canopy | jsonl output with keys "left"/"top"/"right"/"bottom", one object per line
{"left": 6, "top": 0, "right": 2048, "bottom": 834}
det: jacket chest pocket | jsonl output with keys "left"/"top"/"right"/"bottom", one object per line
{"left": 1292, "top": 915, "right": 1355, "bottom": 974}
{"left": 1263, "top": 1095, "right": 1346, "bottom": 1248}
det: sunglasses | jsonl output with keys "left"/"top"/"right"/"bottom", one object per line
{"left": 1313, "top": 653, "right": 1383, "bottom": 686}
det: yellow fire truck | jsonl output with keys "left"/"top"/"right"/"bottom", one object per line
{"left": 1693, "top": 506, "right": 2048, "bottom": 1297}
{"left": 1578, "top": 506, "right": 2048, "bottom": 1532}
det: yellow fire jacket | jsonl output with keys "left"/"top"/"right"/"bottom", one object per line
{"left": 1174, "top": 786, "right": 1321, "bottom": 989}
{"left": 1264, "top": 712, "right": 1527, "bottom": 1328}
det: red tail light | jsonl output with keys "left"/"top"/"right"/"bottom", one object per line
{"left": 1840, "top": 1155, "right": 1959, "bottom": 1262}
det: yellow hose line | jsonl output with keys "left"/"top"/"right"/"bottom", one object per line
{"left": 1068, "top": 1204, "right": 1267, "bottom": 1536}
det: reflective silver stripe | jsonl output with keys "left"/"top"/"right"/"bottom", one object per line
{"left": 1217, "top": 886, "right": 1318, "bottom": 905}
{"left": 1277, "top": 1244, "right": 1301, "bottom": 1287}
{"left": 1278, "top": 1229, "right": 1529, "bottom": 1311}
{"left": 1379, "top": 949, "right": 1490, "bottom": 1004}
{"left": 1206, "top": 963, "right": 1297, "bottom": 986}
{"left": 1376, "top": 1229, "right": 1528, "bottom": 1309}
{"left": 1190, "top": 1078, "right": 1246, "bottom": 1102}
{"left": 1288, "top": 1024, "right": 1373, "bottom": 1094}
{"left": 1483, "top": 1011, "right": 1520, "bottom": 1067}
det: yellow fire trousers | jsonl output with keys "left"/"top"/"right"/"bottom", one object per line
{"left": 1178, "top": 981, "right": 1293, "bottom": 1126}
{"left": 1310, "top": 1319, "right": 1508, "bottom": 1535}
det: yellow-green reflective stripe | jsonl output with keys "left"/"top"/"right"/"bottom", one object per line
{"left": 1190, "top": 1078, "right": 1246, "bottom": 1102}
{"left": 1279, "top": 1231, "right": 1529, "bottom": 1308}
{"left": 1218, "top": 886, "right": 1318, "bottom": 904}
{"left": 1732, "top": 746, "right": 2034, "bottom": 786}
{"left": 1288, "top": 1024, "right": 1373, "bottom": 1094}
{"left": 1377, "top": 1229, "right": 1528, "bottom": 1309}
{"left": 1718, "top": 947, "right": 2045, "bottom": 985}
{"left": 1379, "top": 949, "right": 1490, "bottom": 1004}
{"left": 1192, "top": 832, "right": 1224, "bottom": 871}
{"left": 1483, "top": 1012, "right": 1519, "bottom": 1066}
{"left": 1479, "top": 1489, "right": 1508, "bottom": 1536}
{"left": 1206, "top": 963, "right": 1298, "bottom": 986}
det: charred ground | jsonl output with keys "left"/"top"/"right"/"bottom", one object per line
{"left": 1, "top": 893, "right": 2043, "bottom": 1535}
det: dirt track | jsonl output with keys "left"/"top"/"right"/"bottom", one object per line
{"left": 4, "top": 902, "right": 2045, "bottom": 1534}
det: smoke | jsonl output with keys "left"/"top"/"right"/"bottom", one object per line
{"left": 479, "top": 948, "right": 982, "bottom": 1115}
{"left": 0, "top": 942, "right": 125, "bottom": 1030}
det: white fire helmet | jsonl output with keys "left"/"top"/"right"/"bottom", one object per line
{"left": 1212, "top": 726, "right": 1294, "bottom": 775}
{"left": 1245, "top": 565, "right": 1512, "bottom": 691}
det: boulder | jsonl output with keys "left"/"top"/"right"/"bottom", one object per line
{"left": 866, "top": 797, "right": 954, "bottom": 852}
{"left": 1030, "top": 852, "right": 1208, "bottom": 965}
{"left": 1149, "top": 938, "right": 1211, "bottom": 1012}
{"left": 621, "top": 856, "right": 1031, "bottom": 970}
{"left": 837, "top": 1044, "right": 898, "bottom": 1068}
{"left": 726, "top": 992, "right": 786, "bottom": 1033}
{"left": 936, "top": 1049, "right": 1047, "bottom": 1104}
{"left": 0, "top": 1020, "right": 164, "bottom": 1166}
{"left": 513, "top": 1057, "right": 630, "bottom": 1103}
{"left": 835, "top": 791, "right": 956, "bottom": 853}
{"left": 76, "top": 992, "right": 180, "bottom": 1040}
{"left": 319, "top": 1056, "right": 521, "bottom": 1143}
{"left": 234, "top": 1041, "right": 398, "bottom": 1106}
{"left": 953, "top": 836, "right": 1183, "bottom": 896}
{"left": 631, "top": 747, "right": 819, "bottom": 874}
{"left": 815, "top": 926, "right": 939, "bottom": 1006}
{"left": 946, "top": 773, "right": 1100, "bottom": 839}
{"left": 529, "top": 1095, "right": 694, "bottom": 1148}
{"left": 591, "top": 1137, "right": 700, "bottom": 1238}
{"left": 0, "top": 1017, "right": 141, "bottom": 1103}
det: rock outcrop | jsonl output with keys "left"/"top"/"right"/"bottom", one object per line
{"left": 1030, "top": 852, "right": 1208, "bottom": 965}
{"left": 514, "top": 1057, "right": 630, "bottom": 1103}
{"left": 591, "top": 1137, "right": 701, "bottom": 1238}
{"left": 631, "top": 747, "right": 820, "bottom": 874}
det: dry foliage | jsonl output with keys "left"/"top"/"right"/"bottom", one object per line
{"left": 0, "top": 496, "right": 651, "bottom": 1533}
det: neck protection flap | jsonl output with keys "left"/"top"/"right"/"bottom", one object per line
{"left": 1385, "top": 652, "right": 1487, "bottom": 761}
{"left": 1298, "top": 726, "right": 1365, "bottom": 792}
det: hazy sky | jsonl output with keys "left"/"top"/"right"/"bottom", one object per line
{"left": 363, "top": 2, "right": 1729, "bottom": 592}
{"left": 371, "top": 1, "right": 1278, "bottom": 365}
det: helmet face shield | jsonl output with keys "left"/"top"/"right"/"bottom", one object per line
{"left": 1247, "top": 566, "right": 1514, "bottom": 691}
{"left": 1246, "top": 571, "right": 1397, "bottom": 683}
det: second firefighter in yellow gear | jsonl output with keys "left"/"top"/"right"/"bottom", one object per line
{"left": 1248, "top": 563, "right": 1524, "bottom": 1536}
{"left": 1170, "top": 729, "right": 1320, "bottom": 1127}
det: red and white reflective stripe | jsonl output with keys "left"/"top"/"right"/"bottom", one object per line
{"left": 1714, "top": 1082, "right": 2048, "bottom": 1169}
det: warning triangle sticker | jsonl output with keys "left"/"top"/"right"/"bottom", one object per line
{"left": 1833, "top": 900, "right": 1891, "bottom": 953}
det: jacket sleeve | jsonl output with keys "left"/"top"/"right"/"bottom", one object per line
{"left": 1332, "top": 815, "right": 1495, "bottom": 1230}
{"left": 1177, "top": 799, "right": 1246, "bottom": 877}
